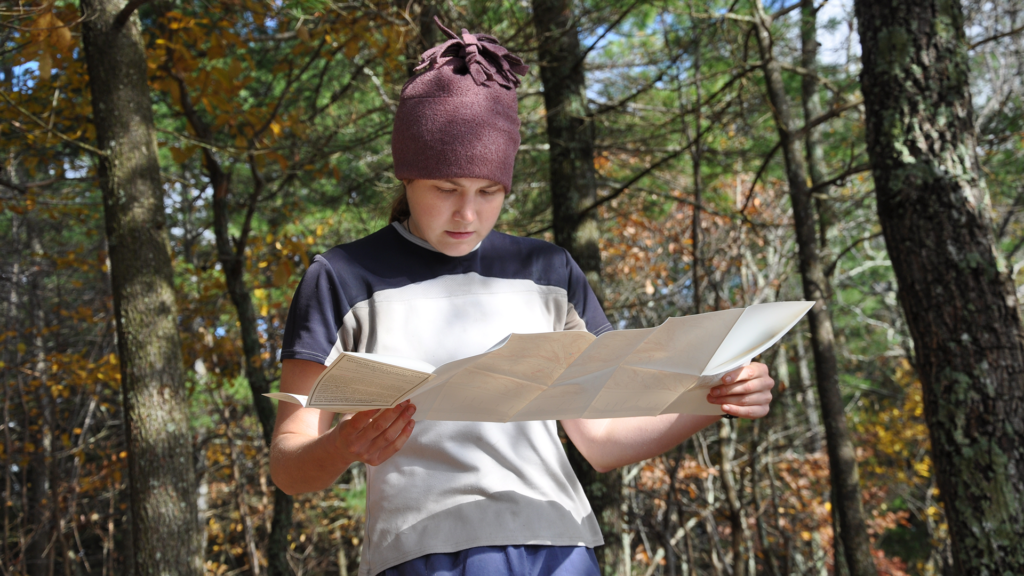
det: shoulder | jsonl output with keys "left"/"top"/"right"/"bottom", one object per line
{"left": 317, "top": 225, "right": 405, "bottom": 273}
{"left": 481, "top": 231, "right": 574, "bottom": 271}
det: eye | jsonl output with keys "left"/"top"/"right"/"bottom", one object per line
{"left": 481, "top": 188, "right": 503, "bottom": 196}
{"left": 435, "top": 186, "right": 457, "bottom": 193}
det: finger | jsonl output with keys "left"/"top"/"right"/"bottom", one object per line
{"left": 342, "top": 402, "right": 409, "bottom": 451}
{"left": 360, "top": 403, "right": 416, "bottom": 455}
{"left": 709, "top": 376, "right": 775, "bottom": 399}
{"left": 709, "top": 390, "right": 774, "bottom": 407}
{"left": 721, "top": 362, "right": 769, "bottom": 385}
{"left": 364, "top": 419, "right": 416, "bottom": 466}
{"left": 342, "top": 408, "right": 379, "bottom": 432}
{"left": 721, "top": 403, "right": 770, "bottom": 420}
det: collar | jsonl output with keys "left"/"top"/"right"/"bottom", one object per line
{"left": 391, "top": 220, "right": 484, "bottom": 254}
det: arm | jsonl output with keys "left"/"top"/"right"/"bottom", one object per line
{"left": 561, "top": 362, "right": 774, "bottom": 473}
{"left": 269, "top": 359, "right": 417, "bottom": 495}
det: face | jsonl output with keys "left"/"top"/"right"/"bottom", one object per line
{"left": 404, "top": 177, "right": 506, "bottom": 257}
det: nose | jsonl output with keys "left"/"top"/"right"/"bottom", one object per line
{"left": 452, "top": 191, "right": 477, "bottom": 223}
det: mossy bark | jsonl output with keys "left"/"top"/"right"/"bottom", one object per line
{"left": 79, "top": 0, "right": 202, "bottom": 574}
{"left": 856, "top": 0, "right": 1024, "bottom": 571}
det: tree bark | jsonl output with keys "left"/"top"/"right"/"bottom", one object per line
{"left": 532, "top": 0, "right": 601, "bottom": 278}
{"left": 750, "top": 2, "right": 877, "bottom": 575}
{"left": 799, "top": 0, "right": 831, "bottom": 250}
{"left": 855, "top": 0, "right": 1024, "bottom": 570}
{"left": 79, "top": 1, "right": 202, "bottom": 574}
{"left": 531, "top": 2, "right": 620, "bottom": 573}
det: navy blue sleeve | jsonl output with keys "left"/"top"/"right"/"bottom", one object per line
{"left": 564, "top": 251, "right": 613, "bottom": 336}
{"left": 281, "top": 255, "right": 350, "bottom": 364}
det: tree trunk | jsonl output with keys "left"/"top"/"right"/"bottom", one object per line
{"left": 532, "top": 0, "right": 601, "bottom": 279}
{"left": 209, "top": 159, "right": 294, "bottom": 576}
{"left": 799, "top": 0, "right": 831, "bottom": 250}
{"left": 78, "top": 1, "right": 202, "bottom": 574}
{"left": 718, "top": 420, "right": 747, "bottom": 576}
{"left": 169, "top": 64, "right": 296, "bottom": 575}
{"left": 750, "top": 2, "right": 877, "bottom": 575}
{"left": 531, "top": 2, "right": 620, "bottom": 573}
{"left": 794, "top": 330, "right": 823, "bottom": 453}
{"left": 855, "top": 0, "right": 1024, "bottom": 570}
{"left": 401, "top": 0, "right": 440, "bottom": 78}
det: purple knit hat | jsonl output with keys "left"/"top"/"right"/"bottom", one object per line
{"left": 391, "top": 18, "right": 529, "bottom": 193}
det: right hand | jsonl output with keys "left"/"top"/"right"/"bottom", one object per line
{"left": 332, "top": 400, "right": 416, "bottom": 466}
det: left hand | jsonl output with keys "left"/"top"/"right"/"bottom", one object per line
{"left": 706, "top": 362, "right": 775, "bottom": 419}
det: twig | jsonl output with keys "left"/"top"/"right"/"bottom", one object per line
{"left": 113, "top": 0, "right": 153, "bottom": 29}
{"left": 0, "top": 91, "right": 107, "bottom": 156}
{"left": 825, "top": 232, "right": 883, "bottom": 278}
{"left": 971, "top": 23, "right": 1024, "bottom": 50}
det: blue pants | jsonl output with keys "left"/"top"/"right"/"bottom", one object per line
{"left": 379, "top": 545, "right": 600, "bottom": 576}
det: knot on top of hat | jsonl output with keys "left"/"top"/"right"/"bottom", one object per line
{"left": 414, "top": 16, "right": 529, "bottom": 89}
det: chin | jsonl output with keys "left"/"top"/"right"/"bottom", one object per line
{"left": 440, "top": 246, "right": 474, "bottom": 257}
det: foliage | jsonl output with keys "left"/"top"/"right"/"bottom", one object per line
{"left": 3, "top": 0, "right": 1021, "bottom": 573}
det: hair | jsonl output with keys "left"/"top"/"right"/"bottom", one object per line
{"left": 389, "top": 182, "right": 411, "bottom": 223}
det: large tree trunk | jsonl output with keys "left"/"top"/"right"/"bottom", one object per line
{"left": 79, "top": 1, "right": 202, "bottom": 574}
{"left": 532, "top": 0, "right": 601, "bottom": 279}
{"left": 855, "top": 0, "right": 1024, "bottom": 570}
{"left": 531, "top": 2, "right": 620, "bottom": 573}
{"left": 750, "top": 2, "right": 877, "bottom": 575}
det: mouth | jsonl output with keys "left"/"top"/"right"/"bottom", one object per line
{"left": 445, "top": 231, "right": 474, "bottom": 240}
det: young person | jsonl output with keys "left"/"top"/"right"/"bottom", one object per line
{"left": 270, "top": 20, "right": 775, "bottom": 576}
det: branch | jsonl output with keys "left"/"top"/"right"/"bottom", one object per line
{"left": 0, "top": 90, "right": 107, "bottom": 156}
{"left": 113, "top": 0, "right": 153, "bottom": 29}
{"left": 825, "top": 232, "right": 883, "bottom": 278}
{"left": 690, "top": 12, "right": 758, "bottom": 24}
{"left": 970, "top": 23, "right": 1024, "bottom": 50}
{"left": 575, "top": 0, "right": 646, "bottom": 67}
{"left": 808, "top": 163, "right": 871, "bottom": 198}
{"left": 778, "top": 62, "right": 843, "bottom": 95}
{"left": 0, "top": 177, "right": 27, "bottom": 195}
{"left": 739, "top": 141, "right": 781, "bottom": 214}
{"left": 578, "top": 95, "right": 738, "bottom": 219}
{"left": 0, "top": 175, "right": 93, "bottom": 195}
{"left": 769, "top": 1, "right": 802, "bottom": 20}
{"left": 790, "top": 98, "right": 863, "bottom": 139}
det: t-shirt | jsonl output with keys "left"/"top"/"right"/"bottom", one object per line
{"left": 281, "top": 222, "right": 611, "bottom": 575}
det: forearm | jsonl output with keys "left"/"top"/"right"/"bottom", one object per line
{"left": 562, "top": 413, "right": 721, "bottom": 473}
{"left": 270, "top": 427, "right": 355, "bottom": 496}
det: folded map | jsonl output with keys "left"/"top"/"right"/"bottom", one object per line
{"left": 266, "top": 300, "right": 814, "bottom": 422}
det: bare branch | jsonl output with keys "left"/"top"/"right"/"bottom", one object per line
{"left": 113, "top": 0, "right": 154, "bottom": 29}
{"left": 0, "top": 177, "right": 27, "bottom": 195}
{"left": 791, "top": 98, "right": 863, "bottom": 139}
{"left": 575, "top": 0, "right": 646, "bottom": 67}
{"left": 970, "top": 23, "right": 1024, "bottom": 50}
{"left": 825, "top": 232, "right": 884, "bottom": 278}
{"left": 809, "top": 163, "right": 872, "bottom": 198}
{"left": 0, "top": 90, "right": 107, "bottom": 156}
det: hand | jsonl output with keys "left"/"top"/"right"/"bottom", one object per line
{"left": 331, "top": 400, "right": 416, "bottom": 466}
{"left": 706, "top": 362, "right": 775, "bottom": 419}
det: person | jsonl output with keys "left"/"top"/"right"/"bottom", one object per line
{"left": 269, "top": 19, "right": 775, "bottom": 576}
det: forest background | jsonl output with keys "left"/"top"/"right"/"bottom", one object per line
{"left": 2, "top": 0, "right": 1022, "bottom": 575}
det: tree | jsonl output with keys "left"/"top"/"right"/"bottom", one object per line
{"left": 78, "top": 0, "right": 202, "bottom": 573}
{"left": 531, "top": 2, "right": 623, "bottom": 573}
{"left": 855, "top": 0, "right": 1024, "bottom": 570}
{"left": 749, "top": 0, "right": 877, "bottom": 573}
